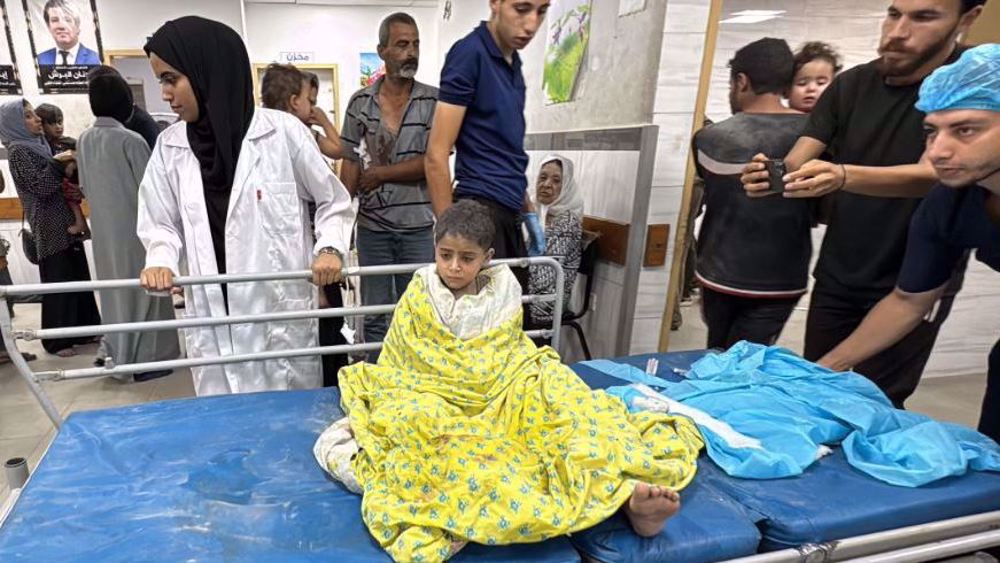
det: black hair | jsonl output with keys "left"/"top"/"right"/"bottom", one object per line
{"left": 729, "top": 37, "right": 794, "bottom": 95}
{"left": 261, "top": 63, "right": 308, "bottom": 111}
{"left": 434, "top": 199, "right": 495, "bottom": 251}
{"left": 793, "top": 41, "right": 843, "bottom": 76}
{"left": 34, "top": 103, "right": 63, "bottom": 125}
{"left": 87, "top": 65, "right": 122, "bottom": 82}
{"left": 378, "top": 12, "right": 418, "bottom": 48}
{"left": 303, "top": 70, "right": 319, "bottom": 91}
{"left": 962, "top": 0, "right": 987, "bottom": 13}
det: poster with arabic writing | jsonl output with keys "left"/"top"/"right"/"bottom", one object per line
{"left": 543, "top": 0, "right": 592, "bottom": 105}
{"left": 22, "top": 0, "right": 104, "bottom": 93}
{"left": 0, "top": 1, "right": 21, "bottom": 94}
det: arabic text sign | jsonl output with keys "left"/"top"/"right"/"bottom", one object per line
{"left": 40, "top": 64, "right": 92, "bottom": 92}
{"left": 280, "top": 52, "right": 314, "bottom": 64}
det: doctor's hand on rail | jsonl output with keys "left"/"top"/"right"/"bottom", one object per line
{"left": 140, "top": 267, "right": 176, "bottom": 293}
{"left": 311, "top": 251, "right": 344, "bottom": 287}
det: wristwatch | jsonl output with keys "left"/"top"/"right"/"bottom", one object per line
{"left": 317, "top": 246, "right": 344, "bottom": 261}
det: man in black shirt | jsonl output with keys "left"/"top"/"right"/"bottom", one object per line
{"left": 693, "top": 38, "right": 812, "bottom": 350}
{"left": 820, "top": 44, "right": 999, "bottom": 440}
{"left": 741, "top": 0, "right": 986, "bottom": 407}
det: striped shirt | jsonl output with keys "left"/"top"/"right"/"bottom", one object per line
{"left": 341, "top": 77, "right": 438, "bottom": 232}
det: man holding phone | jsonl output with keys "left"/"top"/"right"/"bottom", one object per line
{"left": 692, "top": 38, "right": 811, "bottom": 350}
{"left": 740, "top": 0, "right": 985, "bottom": 407}
{"left": 820, "top": 44, "right": 999, "bottom": 440}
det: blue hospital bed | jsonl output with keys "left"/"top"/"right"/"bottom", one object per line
{"left": 1, "top": 351, "right": 998, "bottom": 562}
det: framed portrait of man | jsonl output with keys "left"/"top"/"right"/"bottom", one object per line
{"left": 22, "top": 0, "right": 104, "bottom": 92}
{"left": 0, "top": 1, "right": 21, "bottom": 94}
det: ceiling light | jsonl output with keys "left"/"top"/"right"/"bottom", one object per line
{"left": 731, "top": 10, "right": 785, "bottom": 16}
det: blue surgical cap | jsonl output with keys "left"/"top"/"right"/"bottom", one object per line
{"left": 916, "top": 43, "right": 999, "bottom": 114}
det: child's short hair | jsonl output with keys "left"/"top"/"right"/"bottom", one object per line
{"left": 35, "top": 103, "right": 63, "bottom": 125}
{"left": 793, "top": 41, "right": 843, "bottom": 76}
{"left": 261, "top": 63, "right": 308, "bottom": 111}
{"left": 434, "top": 200, "right": 495, "bottom": 250}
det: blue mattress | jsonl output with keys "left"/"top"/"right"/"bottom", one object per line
{"left": 573, "top": 351, "right": 1000, "bottom": 555}
{"left": 712, "top": 448, "right": 1000, "bottom": 551}
{"left": 0, "top": 389, "right": 579, "bottom": 562}
{"left": 4, "top": 350, "right": 997, "bottom": 562}
{"left": 570, "top": 351, "right": 763, "bottom": 562}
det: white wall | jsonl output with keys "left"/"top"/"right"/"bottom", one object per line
{"left": 631, "top": 0, "right": 711, "bottom": 354}
{"left": 520, "top": 0, "right": 668, "bottom": 132}
{"left": 435, "top": 0, "right": 488, "bottom": 73}
{"left": 244, "top": 2, "right": 440, "bottom": 124}
{"left": 97, "top": 0, "right": 244, "bottom": 51}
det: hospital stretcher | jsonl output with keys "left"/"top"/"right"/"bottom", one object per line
{"left": 1, "top": 263, "right": 998, "bottom": 562}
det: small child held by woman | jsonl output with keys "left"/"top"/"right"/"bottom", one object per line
{"left": 35, "top": 104, "right": 87, "bottom": 236}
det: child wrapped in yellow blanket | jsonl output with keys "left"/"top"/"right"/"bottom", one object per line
{"left": 315, "top": 200, "right": 703, "bottom": 562}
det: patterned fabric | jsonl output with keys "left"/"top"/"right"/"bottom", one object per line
{"left": 336, "top": 270, "right": 703, "bottom": 562}
{"left": 529, "top": 211, "right": 582, "bottom": 323}
{"left": 9, "top": 145, "right": 76, "bottom": 261}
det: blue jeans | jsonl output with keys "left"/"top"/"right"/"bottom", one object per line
{"left": 357, "top": 226, "right": 435, "bottom": 359}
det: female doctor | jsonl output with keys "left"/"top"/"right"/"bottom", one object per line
{"left": 137, "top": 16, "right": 354, "bottom": 395}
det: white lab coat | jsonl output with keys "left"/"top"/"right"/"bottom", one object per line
{"left": 137, "top": 108, "right": 354, "bottom": 396}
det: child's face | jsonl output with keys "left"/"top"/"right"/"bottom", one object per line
{"left": 289, "top": 79, "right": 314, "bottom": 125}
{"left": 435, "top": 234, "right": 493, "bottom": 292}
{"left": 788, "top": 60, "right": 835, "bottom": 113}
{"left": 42, "top": 120, "right": 63, "bottom": 141}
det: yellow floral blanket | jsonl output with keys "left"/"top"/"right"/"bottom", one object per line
{"left": 338, "top": 273, "right": 703, "bottom": 562}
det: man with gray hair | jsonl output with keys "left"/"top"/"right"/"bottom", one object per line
{"left": 37, "top": 0, "right": 99, "bottom": 65}
{"left": 339, "top": 12, "right": 438, "bottom": 358}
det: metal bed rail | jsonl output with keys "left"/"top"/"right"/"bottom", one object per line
{"left": 725, "top": 510, "right": 1000, "bottom": 562}
{"left": 0, "top": 257, "right": 565, "bottom": 429}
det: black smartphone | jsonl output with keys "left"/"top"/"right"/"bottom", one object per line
{"left": 764, "top": 159, "right": 786, "bottom": 194}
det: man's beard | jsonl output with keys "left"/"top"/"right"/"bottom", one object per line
{"left": 876, "top": 30, "right": 956, "bottom": 78}
{"left": 398, "top": 61, "right": 418, "bottom": 79}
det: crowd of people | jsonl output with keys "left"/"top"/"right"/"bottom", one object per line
{"left": 720, "top": 0, "right": 995, "bottom": 442}
{"left": 0, "top": 0, "right": 996, "bottom": 554}
{"left": 0, "top": 3, "right": 587, "bottom": 386}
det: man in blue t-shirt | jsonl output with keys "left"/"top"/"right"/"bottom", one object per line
{"left": 425, "top": 0, "right": 550, "bottom": 260}
{"left": 820, "top": 44, "right": 1000, "bottom": 441}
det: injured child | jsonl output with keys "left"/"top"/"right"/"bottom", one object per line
{"left": 314, "top": 199, "right": 703, "bottom": 562}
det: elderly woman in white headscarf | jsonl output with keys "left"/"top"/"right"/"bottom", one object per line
{"left": 528, "top": 153, "right": 584, "bottom": 325}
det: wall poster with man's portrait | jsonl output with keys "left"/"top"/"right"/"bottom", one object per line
{"left": 0, "top": 1, "right": 22, "bottom": 93}
{"left": 22, "top": 0, "right": 104, "bottom": 92}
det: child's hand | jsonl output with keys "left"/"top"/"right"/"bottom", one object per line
{"left": 53, "top": 150, "right": 75, "bottom": 163}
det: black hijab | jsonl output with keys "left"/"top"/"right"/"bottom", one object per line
{"left": 143, "top": 16, "right": 254, "bottom": 195}
{"left": 88, "top": 73, "right": 134, "bottom": 124}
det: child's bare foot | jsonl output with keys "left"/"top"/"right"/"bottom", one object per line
{"left": 623, "top": 482, "right": 681, "bottom": 538}
{"left": 67, "top": 222, "right": 87, "bottom": 235}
